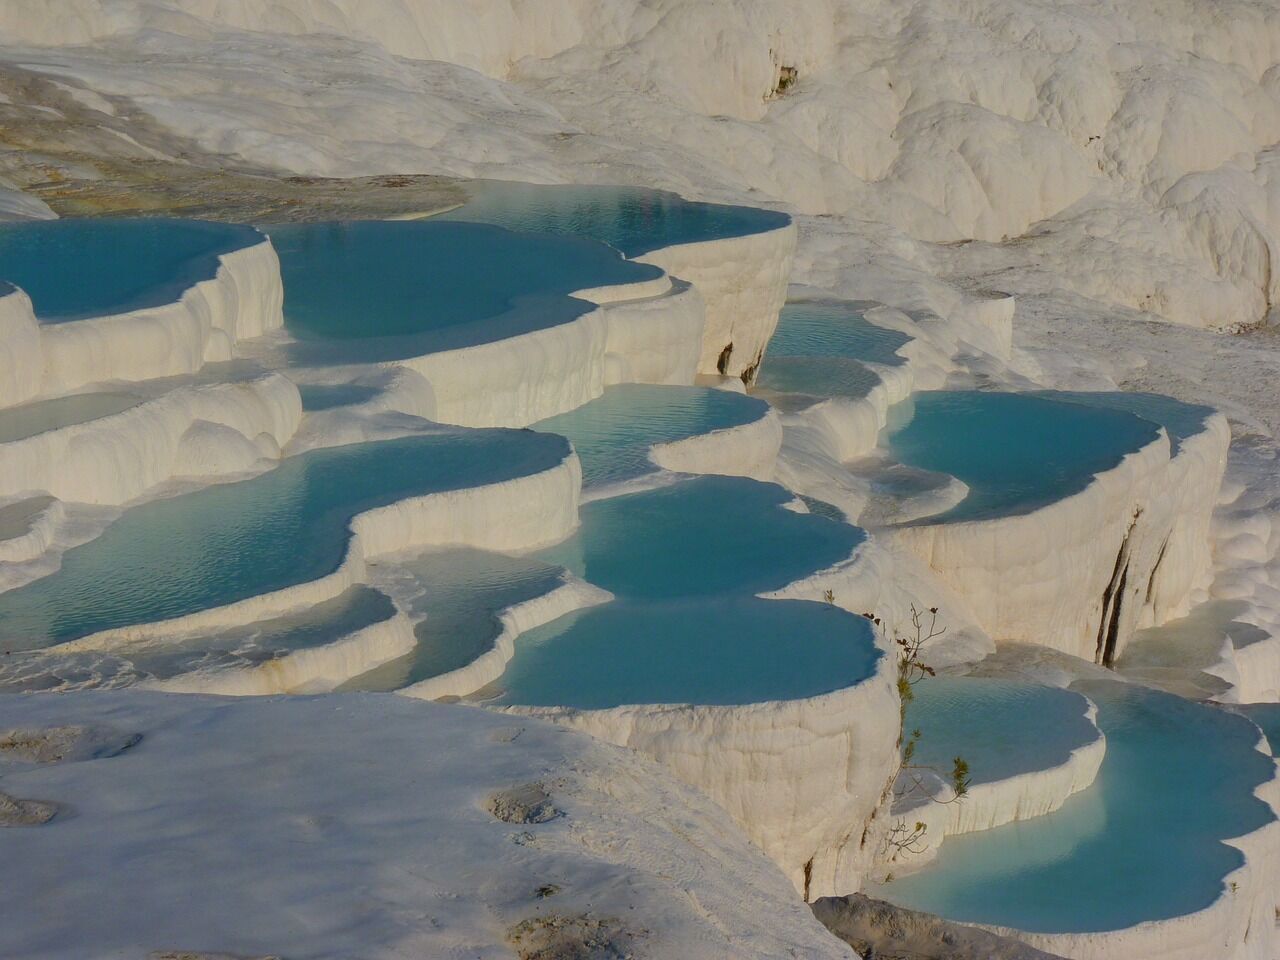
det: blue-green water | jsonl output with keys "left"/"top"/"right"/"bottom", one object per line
{"left": 0, "top": 431, "right": 569, "bottom": 649}
{"left": 756, "top": 356, "right": 884, "bottom": 402}
{"left": 1239, "top": 704, "right": 1280, "bottom": 755}
{"left": 877, "top": 681, "right": 1276, "bottom": 932}
{"left": 1040, "top": 391, "right": 1215, "bottom": 455}
{"left": 536, "top": 475, "right": 865, "bottom": 598}
{"left": 755, "top": 302, "right": 909, "bottom": 402}
{"left": 436, "top": 181, "right": 789, "bottom": 257}
{"left": 488, "top": 475, "right": 879, "bottom": 709}
{"left": 533, "top": 384, "right": 770, "bottom": 488}
{"left": 297, "top": 384, "right": 383, "bottom": 411}
{"left": 491, "top": 596, "right": 877, "bottom": 709}
{"left": 0, "top": 392, "right": 143, "bottom": 443}
{"left": 266, "top": 220, "right": 660, "bottom": 358}
{"left": 342, "top": 548, "right": 567, "bottom": 691}
{"left": 0, "top": 586, "right": 397, "bottom": 692}
{"left": 768, "top": 301, "right": 910, "bottom": 365}
{"left": 905, "top": 677, "right": 1101, "bottom": 787}
{"left": 0, "top": 219, "right": 260, "bottom": 321}
{"left": 884, "top": 392, "right": 1163, "bottom": 522}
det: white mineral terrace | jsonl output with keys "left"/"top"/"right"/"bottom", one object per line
{"left": 0, "top": 180, "right": 1273, "bottom": 960}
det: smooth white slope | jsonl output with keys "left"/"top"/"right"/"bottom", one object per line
{"left": 0, "top": 691, "right": 856, "bottom": 960}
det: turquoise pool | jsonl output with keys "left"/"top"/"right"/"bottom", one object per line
{"left": 342, "top": 548, "right": 567, "bottom": 691}
{"left": 0, "top": 586, "right": 397, "bottom": 692}
{"left": 1039, "top": 391, "right": 1215, "bottom": 455}
{"left": 486, "top": 475, "right": 879, "bottom": 709}
{"left": 884, "top": 392, "right": 1163, "bottom": 522}
{"left": 0, "top": 430, "right": 570, "bottom": 649}
{"left": 533, "top": 384, "right": 770, "bottom": 488}
{"left": 435, "top": 181, "right": 790, "bottom": 257}
{"left": 266, "top": 220, "right": 660, "bottom": 358}
{"left": 1239, "top": 704, "right": 1280, "bottom": 755}
{"left": 876, "top": 681, "right": 1275, "bottom": 932}
{"left": 755, "top": 355, "right": 884, "bottom": 403}
{"left": 904, "top": 677, "right": 1101, "bottom": 787}
{"left": 767, "top": 301, "right": 909, "bottom": 366}
{"left": 0, "top": 219, "right": 261, "bottom": 322}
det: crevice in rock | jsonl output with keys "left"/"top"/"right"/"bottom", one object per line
{"left": 1144, "top": 534, "right": 1171, "bottom": 605}
{"left": 1094, "top": 510, "right": 1141, "bottom": 667}
{"left": 803, "top": 856, "right": 815, "bottom": 903}
{"left": 716, "top": 341, "right": 734, "bottom": 374}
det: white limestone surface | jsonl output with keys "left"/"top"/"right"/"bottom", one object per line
{"left": 0, "top": 690, "right": 856, "bottom": 960}
{"left": 637, "top": 220, "right": 797, "bottom": 381}
{"left": 0, "top": 372, "right": 302, "bottom": 504}
{"left": 390, "top": 277, "right": 704, "bottom": 428}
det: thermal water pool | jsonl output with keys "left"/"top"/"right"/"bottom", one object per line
{"left": 266, "top": 220, "right": 661, "bottom": 359}
{"left": 874, "top": 681, "right": 1275, "bottom": 933}
{"left": 483, "top": 475, "right": 880, "bottom": 709}
{"left": 883, "top": 392, "right": 1164, "bottom": 522}
{"left": 755, "top": 301, "right": 910, "bottom": 403}
{"left": 0, "top": 219, "right": 262, "bottom": 321}
{"left": 903, "top": 676, "right": 1102, "bottom": 788}
{"left": 532, "top": 384, "right": 771, "bottom": 488}
{"left": 0, "top": 430, "right": 570, "bottom": 649}
{"left": 340, "top": 548, "right": 568, "bottom": 692}
{"left": 434, "top": 181, "right": 790, "bottom": 257}
{"left": 0, "top": 586, "right": 397, "bottom": 692}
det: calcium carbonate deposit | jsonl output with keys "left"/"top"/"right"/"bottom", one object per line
{"left": 1, "top": 4, "right": 1279, "bottom": 959}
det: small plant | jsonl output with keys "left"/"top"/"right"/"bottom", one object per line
{"left": 851, "top": 604, "right": 973, "bottom": 857}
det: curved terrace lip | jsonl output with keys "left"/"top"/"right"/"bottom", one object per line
{"left": 884, "top": 390, "right": 1173, "bottom": 525}
{"left": 0, "top": 218, "right": 266, "bottom": 322}
{"left": 0, "top": 429, "right": 573, "bottom": 651}
{"left": 434, "top": 179, "right": 793, "bottom": 257}
{"left": 265, "top": 218, "right": 664, "bottom": 360}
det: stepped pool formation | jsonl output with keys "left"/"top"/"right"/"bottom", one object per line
{"left": 873, "top": 682, "right": 1277, "bottom": 955}
{"left": 483, "top": 475, "right": 878, "bottom": 709}
{"left": 532, "top": 384, "right": 774, "bottom": 489}
{"left": 0, "top": 430, "right": 571, "bottom": 649}
{"left": 0, "top": 178, "right": 1272, "bottom": 960}
{"left": 0, "top": 218, "right": 261, "bottom": 321}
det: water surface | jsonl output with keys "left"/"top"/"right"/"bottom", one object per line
{"left": 0, "top": 219, "right": 260, "bottom": 321}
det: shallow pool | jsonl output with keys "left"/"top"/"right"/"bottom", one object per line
{"left": 533, "top": 384, "right": 770, "bottom": 488}
{"left": 1038, "top": 391, "right": 1215, "bottom": 455}
{"left": 0, "top": 219, "right": 261, "bottom": 322}
{"left": 435, "top": 181, "right": 790, "bottom": 257}
{"left": 768, "top": 301, "right": 910, "bottom": 366}
{"left": 266, "top": 220, "right": 660, "bottom": 359}
{"left": 486, "top": 475, "right": 879, "bottom": 709}
{"left": 0, "top": 430, "right": 570, "bottom": 649}
{"left": 904, "top": 677, "right": 1101, "bottom": 787}
{"left": 0, "top": 392, "right": 143, "bottom": 443}
{"left": 884, "top": 392, "right": 1162, "bottom": 522}
{"left": 0, "top": 586, "right": 397, "bottom": 692}
{"left": 875, "top": 681, "right": 1275, "bottom": 932}
{"left": 342, "top": 548, "right": 567, "bottom": 691}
